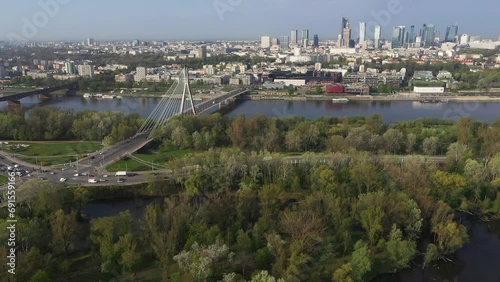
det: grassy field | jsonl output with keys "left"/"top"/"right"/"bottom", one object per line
{"left": 106, "top": 148, "right": 195, "bottom": 172}
{"left": 0, "top": 175, "right": 7, "bottom": 186}
{"left": 3, "top": 141, "right": 102, "bottom": 166}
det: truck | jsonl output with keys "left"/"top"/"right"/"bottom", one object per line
{"left": 115, "top": 171, "right": 127, "bottom": 177}
{"left": 88, "top": 179, "right": 98, "bottom": 184}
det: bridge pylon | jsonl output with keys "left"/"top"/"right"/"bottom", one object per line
{"left": 136, "top": 66, "right": 198, "bottom": 138}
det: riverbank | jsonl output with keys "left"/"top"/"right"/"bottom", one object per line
{"left": 243, "top": 93, "right": 500, "bottom": 102}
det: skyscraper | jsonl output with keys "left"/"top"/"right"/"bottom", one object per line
{"left": 86, "top": 38, "right": 94, "bottom": 46}
{"left": 359, "top": 22, "right": 366, "bottom": 44}
{"left": 445, "top": 25, "right": 459, "bottom": 42}
{"left": 341, "top": 18, "right": 351, "bottom": 48}
{"left": 313, "top": 34, "right": 319, "bottom": 48}
{"left": 0, "top": 65, "right": 5, "bottom": 79}
{"left": 280, "top": 35, "right": 290, "bottom": 50}
{"left": 374, "top": 26, "right": 381, "bottom": 48}
{"left": 261, "top": 36, "right": 271, "bottom": 48}
{"left": 392, "top": 26, "right": 406, "bottom": 48}
{"left": 302, "top": 29, "right": 310, "bottom": 47}
{"left": 422, "top": 24, "right": 436, "bottom": 47}
{"left": 408, "top": 25, "right": 415, "bottom": 45}
{"left": 291, "top": 30, "right": 298, "bottom": 46}
{"left": 64, "top": 61, "right": 75, "bottom": 75}
{"left": 78, "top": 65, "right": 94, "bottom": 78}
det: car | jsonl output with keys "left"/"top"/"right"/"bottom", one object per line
{"left": 103, "top": 175, "right": 108, "bottom": 178}
{"left": 50, "top": 172, "right": 55, "bottom": 175}
{"left": 59, "top": 178, "right": 67, "bottom": 182}
{"left": 117, "top": 179, "right": 124, "bottom": 183}
{"left": 73, "top": 173, "right": 79, "bottom": 177}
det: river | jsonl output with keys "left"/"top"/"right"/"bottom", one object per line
{"left": 84, "top": 198, "right": 500, "bottom": 281}
{"left": 1, "top": 95, "right": 500, "bottom": 123}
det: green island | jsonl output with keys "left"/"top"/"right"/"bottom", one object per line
{"left": 1, "top": 111, "right": 500, "bottom": 281}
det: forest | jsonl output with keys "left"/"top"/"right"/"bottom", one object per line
{"left": 1, "top": 114, "right": 500, "bottom": 281}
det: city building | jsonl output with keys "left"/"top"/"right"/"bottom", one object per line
{"left": 445, "top": 25, "right": 459, "bottom": 42}
{"left": 64, "top": 62, "right": 75, "bottom": 75}
{"left": 135, "top": 67, "right": 147, "bottom": 81}
{"left": 87, "top": 38, "right": 94, "bottom": 47}
{"left": 302, "top": 29, "right": 309, "bottom": 47}
{"left": 313, "top": 34, "right": 319, "bottom": 48}
{"left": 77, "top": 65, "right": 94, "bottom": 77}
{"left": 422, "top": 24, "right": 436, "bottom": 47}
{"left": 197, "top": 46, "right": 207, "bottom": 60}
{"left": 132, "top": 39, "right": 141, "bottom": 47}
{"left": 271, "top": 38, "right": 279, "bottom": 46}
{"left": 392, "top": 26, "right": 406, "bottom": 48}
{"left": 341, "top": 18, "right": 351, "bottom": 48}
{"left": 280, "top": 35, "right": 289, "bottom": 50}
{"left": 359, "top": 22, "right": 366, "bottom": 44}
{"left": 261, "top": 36, "right": 271, "bottom": 49}
{"left": 0, "top": 65, "right": 5, "bottom": 79}
{"left": 460, "top": 34, "right": 470, "bottom": 45}
{"left": 374, "top": 26, "right": 382, "bottom": 49}
{"left": 408, "top": 25, "right": 416, "bottom": 45}
{"left": 291, "top": 30, "right": 298, "bottom": 46}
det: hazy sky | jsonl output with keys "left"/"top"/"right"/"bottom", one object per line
{"left": 2, "top": 0, "right": 499, "bottom": 41}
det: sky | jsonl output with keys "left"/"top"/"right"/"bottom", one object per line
{"left": 1, "top": 0, "right": 499, "bottom": 41}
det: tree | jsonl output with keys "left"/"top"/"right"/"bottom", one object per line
{"left": 406, "top": 133, "right": 417, "bottom": 154}
{"left": 251, "top": 271, "right": 285, "bottom": 282}
{"left": 383, "top": 129, "right": 403, "bottom": 154}
{"left": 366, "top": 114, "right": 384, "bottom": 134}
{"left": 423, "top": 243, "right": 439, "bottom": 268}
{"left": 422, "top": 137, "right": 439, "bottom": 155}
{"left": 29, "top": 270, "right": 51, "bottom": 282}
{"left": 350, "top": 240, "right": 371, "bottom": 281}
{"left": 446, "top": 142, "right": 470, "bottom": 170}
{"left": 50, "top": 210, "right": 78, "bottom": 258}
{"left": 332, "top": 263, "right": 354, "bottom": 282}
{"left": 173, "top": 241, "right": 234, "bottom": 282}
{"left": 359, "top": 206, "right": 384, "bottom": 245}
{"left": 383, "top": 225, "right": 417, "bottom": 271}
{"left": 279, "top": 209, "right": 325, "bottom": 253}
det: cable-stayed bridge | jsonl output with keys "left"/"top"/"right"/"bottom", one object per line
{"left": 78, "top": 66, "right": 248, "bottom": 169}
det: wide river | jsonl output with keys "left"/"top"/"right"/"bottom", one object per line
{"left": 1, "top": 95, "right": 500, "bottom": 123}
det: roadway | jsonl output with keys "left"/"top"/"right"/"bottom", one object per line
{"left": 0, "top": 82, "right": 78, "bottom": 102}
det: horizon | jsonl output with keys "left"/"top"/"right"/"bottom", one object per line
{"left": 1, "top": 0, "right": 499, "bottom": 42}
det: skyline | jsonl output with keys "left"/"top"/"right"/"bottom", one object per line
{"left": 1, "top": 0, "right": 499, "bottom": 41}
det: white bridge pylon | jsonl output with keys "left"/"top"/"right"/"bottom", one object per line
{"left": 136, "top": 66, "right": 197, "bottom": 138}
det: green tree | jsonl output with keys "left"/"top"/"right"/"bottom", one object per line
{"left": 350, "top": 240, "right": 371, "bottom": 281}
{"left": 50, "top": 210, "right": 78, "bottom": 258}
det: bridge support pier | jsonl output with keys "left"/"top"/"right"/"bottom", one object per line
{"left": 38, "top": 93, "right": 51, "bottom": 100}
{"left": 7, "top": 100, "right": 20, "bottom": 106}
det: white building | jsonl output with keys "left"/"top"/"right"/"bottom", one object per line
{"left": 413, "top": 87, "right": 445, "bottom": 94}
{"left": 460, "top": 34, "right": 470, "bottom": 45}
{"left": 261, "top": 36, "right": 271, "bottom": 49}
{"left": 77, "top": 65, "right": 94, "bottom": 77}
{"left": 134, "top": 67, "right": 147, "bottom": 82}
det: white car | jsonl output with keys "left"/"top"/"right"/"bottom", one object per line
{"left": 59, "top": 178, "right": 67, "bottom": 182}
{"left": 73, "top": 173, "right": 79, "bottom": 177}
{"left": 103, "top": 175, "right": 108, "bottom": 178}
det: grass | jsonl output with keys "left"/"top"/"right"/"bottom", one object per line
{"left": 2, "top": 141, "right": 102, "bottom": 166}
{"left": 0, "top": 175, "right": 7, "bottom": 186}
{"left": 106, "top": 148, "right": 196, "bottom": 172}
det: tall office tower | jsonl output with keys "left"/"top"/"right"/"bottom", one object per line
{"left": 291, "top": 30, "right": 298, "bottom": 45}
{"left": 132, "top": 39, "right": 141, "bottom": 47}
{"left": 0, "top": 65, "right": 5, "bottom": 79}
{"left": 374, "top": 25, "right": 381, "bottom": 48}
{"left": 64, "top": 61, "right": 75, "bottom": 75}
{"left": 392, "top": 26, "right": 406, "bottom": 48}
{"left": 261, "top": 36, "right": 271, "bottom": 48}
{"left": 86, "top": 38, "right": 94, "bottom": 46}
{"left": 408, "top": 25, "right": 415, "bottom": 44}
{"left": 359, "top": 22, "right": 366, "bottom": 44}
{"left": 313, "top": 34, "right": 319, "bottom": 48}
{"left": 302, "top": 29, "right": 310, "bottom": 47}
{"left": 271, "top": 38, "right": 279, "bottom": 46}
{"left": 340, "top": 17, "right": 351, "bottom": 47}
{"left": 422, "top": 24, "right": 436, "bottom": 47}
{"left": 341, "top": 17, "right": 349, "bottom": 32}
{"left": 445, "top": 25, "right": 459, "bottom": 42}
{"left": 280, "top": 35, "right": 289, "bottom": 50}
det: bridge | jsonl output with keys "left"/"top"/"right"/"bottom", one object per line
{"left": 0, "top": 82, "right": 79, "bottom": 105}
{"left": 77, "top": 66, "right": 248, "bottom": 169}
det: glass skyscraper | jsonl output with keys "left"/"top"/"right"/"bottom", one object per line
{"left": 445, "top": 25, "right": 459, "bottom": 42}
{"left": 422, "top": 24, "right": 435, "bottom": 47}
